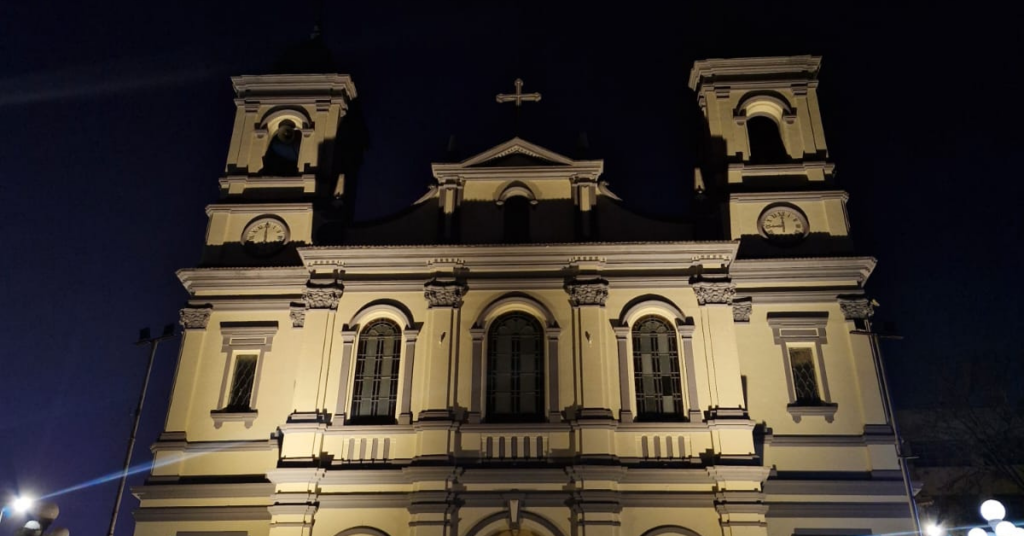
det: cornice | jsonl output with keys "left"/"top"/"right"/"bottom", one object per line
{"left": 688, "top": 55, "right": 821, "bottom": 91}
{"left": 726, "top": 161, "right": 835, "bottom": 179}
{"left": 219, "top": 174, "right": 317, "bottom": 194}
{"left": 177, "top": 267, "right": 308, "bottom": 296}
{"left": 133, "top": 505, "right": 271, "bottom": 522}
{"left": 299, "top": 242, "right": 738, "bottom": 275}
{"left": 730, "top": 257, "right": 877, "bottom": 286}
{"left": 232, "top": 74, "right": 357, "bottom": 100}
{"left": 730, "top": 190, "right": 849, "bottom": 204}
{"left": 132, "top": 482, "right": 274, "bottom": 501}
{"left": 205, "top": 203, "right": 313, "bottom": 217}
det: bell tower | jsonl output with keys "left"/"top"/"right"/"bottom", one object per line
{"left": 201, "top": 69, "right": 360, "bottom": 266}
{"left": 690, "top": 56, "right": 852, "bottom": 255}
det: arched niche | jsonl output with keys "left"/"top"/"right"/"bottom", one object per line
{"left": 613, "top": 295, "right": 700, "bottom": 423}
{"left": 334, "top": 527, "right": 391, "bottom": 536}
{"left": 640, "top": 525, "right": 705, "bottom": 536}
{"left": 495, "top": 180, "right": 539, "bottom": 206}
{"left": 468, "top": 293, "right": 562, "bottom": 423}
{"left": 463, "top": 510, "right": 566, "bottom": 536}
{"left": 348, "top": 299, "right": 417, "bottom": 331}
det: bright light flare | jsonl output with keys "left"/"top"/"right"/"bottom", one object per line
{"left": 982, "top": 500, "right": 1007, "bottom": 522}
{"left": 926, "top": 524, "right": 944, "bottom": 536}
{"left": 12, "top": 496, "right": 33, "bottom": 513}
{"left": 968, "top": 528, "right": 989, "bottom": 536}
{"left": 995, "top": 522, "right": 1016, "bottom": 536}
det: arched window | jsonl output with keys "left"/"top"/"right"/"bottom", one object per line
{"left": 632, "top": 315, "right": 684, "bottom": 420}
{"left": 262, "top": 119, "right": 301, "bottom": 175}
{"left": 350, "top": 318, "right": 402, "bottom": 424}
{"left": 746, "top": 116, "right": 788, "bottom": 164}
{"left": 487, "top": 312, "right": 544, "bottom": 422}
{"left": 503, "top": 196, "right": 531, "bottom": 243}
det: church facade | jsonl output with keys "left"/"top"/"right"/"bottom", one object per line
{"left": 132, "top": 55, "right": 917, "bottom": 536}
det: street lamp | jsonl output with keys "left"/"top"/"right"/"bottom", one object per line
{"left": 974, "top": 500, "right": 1018, "bottom": 536}
{"left": 0, "top": 496, "right": 33, "bottom": 525}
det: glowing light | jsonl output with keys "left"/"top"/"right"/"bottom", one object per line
{"left": 926, "top": 524, "right": 944, "bottom": 536}
{"left": 995, "top": 522, "right": 1016, "bottom": 536}
{"left": 12, "top": 496, "right": 33, "bottom": 513}
{"left": 982, "top": 500, "right": 1007, "bottom": 522}
{"left": 969, "top": 528, "right": 989, "bottom": 536}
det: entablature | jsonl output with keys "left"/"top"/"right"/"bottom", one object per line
{"left": 177, "top": 266, "right": 308, "bottom": 296}
{"left": 730, "top": 257, "right": 876, "bottom": 288}
{"left": 298, "top": 242, "right": 738, "bottom": 277}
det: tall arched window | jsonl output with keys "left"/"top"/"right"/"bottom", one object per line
{"left": 262, "top": 119, "right": 301, "bottom": 175}
{"left": 487, "top": 312, "right": 544, "bottom": 422}
{"left": 746, "top": 116, "right": 788, "bottom": 164}
{"left": 632, "top": 315, "right": 684, "bottom": 420}
{"left": 502, "top": 196, "right": 531, "bottom": 243}
{"left": 350, "top": 318, "right": 402, "bottom": 424}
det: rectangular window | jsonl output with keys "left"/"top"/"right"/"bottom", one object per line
{"left": 789, "top": 347, "right": 821, "bottom": 405}
{"left": 226, "top": 354, "right": 258, "bottom": 411}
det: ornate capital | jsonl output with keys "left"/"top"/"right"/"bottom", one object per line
{"left": 838, "top": 296, "right": 874, "bottom": 320}
{"left": 565, "top": 277, "right": 609, "bottom": 307}
{"left": 303, "top": 286, "right": 343, "bottom": 310}
{"left": 693, "top": 281, "right": 736, "bottom": 305}
{"left": 732, "top": 300, "right": 752, "bottom": 322}
{"left": 290, "top": 304, "right": 306, "bottom": 328}
{"left": 179, "top": 306, "right": 212, "bottom": 330}
{"left": 424, "top": 279, "right": 468, "bottom": 308}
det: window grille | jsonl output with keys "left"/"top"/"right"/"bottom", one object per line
{"left": 487, "top": 312, "right": 544, "bottom": 421}
{"left": 227, "top": 355, "right": 258, "bottom": 411}
{"left": 632, "top": 316, "right": 684, "bottom": 419}
{"left": 789, "top": 347, "right": 821, "bottom": 404}
{"left": 350, "top": 319, "right": 402, "bottom": 424}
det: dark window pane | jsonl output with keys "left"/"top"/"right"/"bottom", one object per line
{"left": 789, "top": 347, "right": 821, "bottom": 404}
{"left": 632, "top": 316, "right": 683, "bottom": 420}
{"left": 747, "top": 116, "right": 788, "bottom": 164}
{"left": 350, "top": 319, "right": 402, "bottom": 424}
{"left": 227, "top": 355, "right": 258, "bottom": 411}
{"left": 487, "top": 312, "right": 544, "bottom": 422}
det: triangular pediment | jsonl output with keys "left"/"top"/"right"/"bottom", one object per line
{"left": 460, "top": 137, "right": 573, "bottom": 168}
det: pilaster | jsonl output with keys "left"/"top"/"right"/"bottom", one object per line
{"left": 566, "top": 278, "right": 616, "bottom": 459}
{"left": 840, "top": 296, "right": 887, "bottom": 425}
{"left": 167, "top": 306, "right": 212, "bottom": 431}
{"left": 692, "top": 280, "right": 746, "bottom": 413}
{"left": 420, "top": 279, "right": 467, "bottom": 421}
{"left": 291, "top": 284, "right": 342, "bottom": 416}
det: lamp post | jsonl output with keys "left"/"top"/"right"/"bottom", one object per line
{"left": 105, "top": 324, "right": 177, "bottom": 536}
{"left": 964, "top": 500, "right": 1023, "bottom": 536}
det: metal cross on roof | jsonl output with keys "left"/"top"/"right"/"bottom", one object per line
{"left": 496, "top": 78, "right": 542, "bottom": 108}
{"left": 496, "top": 78, "right": 541, "bottom": 134}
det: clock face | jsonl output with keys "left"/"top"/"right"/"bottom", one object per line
{"left": 758, "top": 205, "right": 809, "bottom": 242}
{"left": 242, "top": 217, "right": 289, "bottom": 255}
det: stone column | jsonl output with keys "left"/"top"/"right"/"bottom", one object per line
{"left": 399, "top": 327, "right": 420, "bottom": 425}
{"left": 331, "top": 329, "right": 358, "bottom": 425}
{"left": 611, "top": 323, "right": 632, "bottom": 423}
{"left": 165, "top": 305, "right": 212, "bottom": 431}
{"left": 566, "top": 278, "right": 615, "bottom": 459}
{"left": 693, "top": 280, "right": 746, "bottom": 414}
{"left": 292, "top": 285, "right": 343, "bottom": 420}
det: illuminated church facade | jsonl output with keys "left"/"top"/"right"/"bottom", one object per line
{"left": 132, "top": 53, "right": 918, "bottom": 536}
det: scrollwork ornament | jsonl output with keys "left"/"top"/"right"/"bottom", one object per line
{"left": 565, "top": 277, "right": 609, "bottom": 307}
{"left": 424, "top": 279, "right": 468, "bottom": 308}
{"left": 290, "top": 304, "right": 307, "bottom": 328}
{"left": 303, "top": 286, "right": 343, "bottom": 310}
{"left": 732, "top": 300, "right": 752, "bottom": 322}
{"left": 179, "top": 306, "right": 212, "bottom": 330}
{"left": 693, "top": 281, "right": 736, "bottom": 305}
{"left": 839, "top": 297, "right": 874, "bottom": 320}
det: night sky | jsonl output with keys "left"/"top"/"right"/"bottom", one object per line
{"left": 1, "top": 2, "right": 1021, "bottom": 535}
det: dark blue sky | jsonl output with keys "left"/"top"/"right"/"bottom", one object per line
{"left": 1, "top": 2, "right": 1020, "bottom": 535}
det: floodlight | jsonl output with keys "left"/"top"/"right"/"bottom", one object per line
{"left": 996, "top": 522, "right": 1016, "bottom": 536}
{"left": 12, "top": 496, "right": 33, "bottom": 514}
{"left": 983, "top": 500, "right": 1007, "bottom": 523}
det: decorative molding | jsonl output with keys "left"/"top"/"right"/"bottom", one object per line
{"left": 290, "top": 303, "right": 306, "bottom": 328}
{"left": 134, "top": 506, "right": 271, "bottom": 522}
{"left": 179, "top": 305, "right": 212, "bottom": 330}
{"left": 565, "top": 277, "right": 609, "bottom": 306}
{"left": 303, "top": 285, "right": 343, "bottom": 309}
{"left": 424, "top": 279, "right": 468, "bottom": 308}
{"left": 693, "top": 280, "right": 736, "bottom": 305}
{"left": 838, "top": 296, "right": 874, "bottom": 320}
{"left": 732, "top": 299, "right": 752, "bottom": 322}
